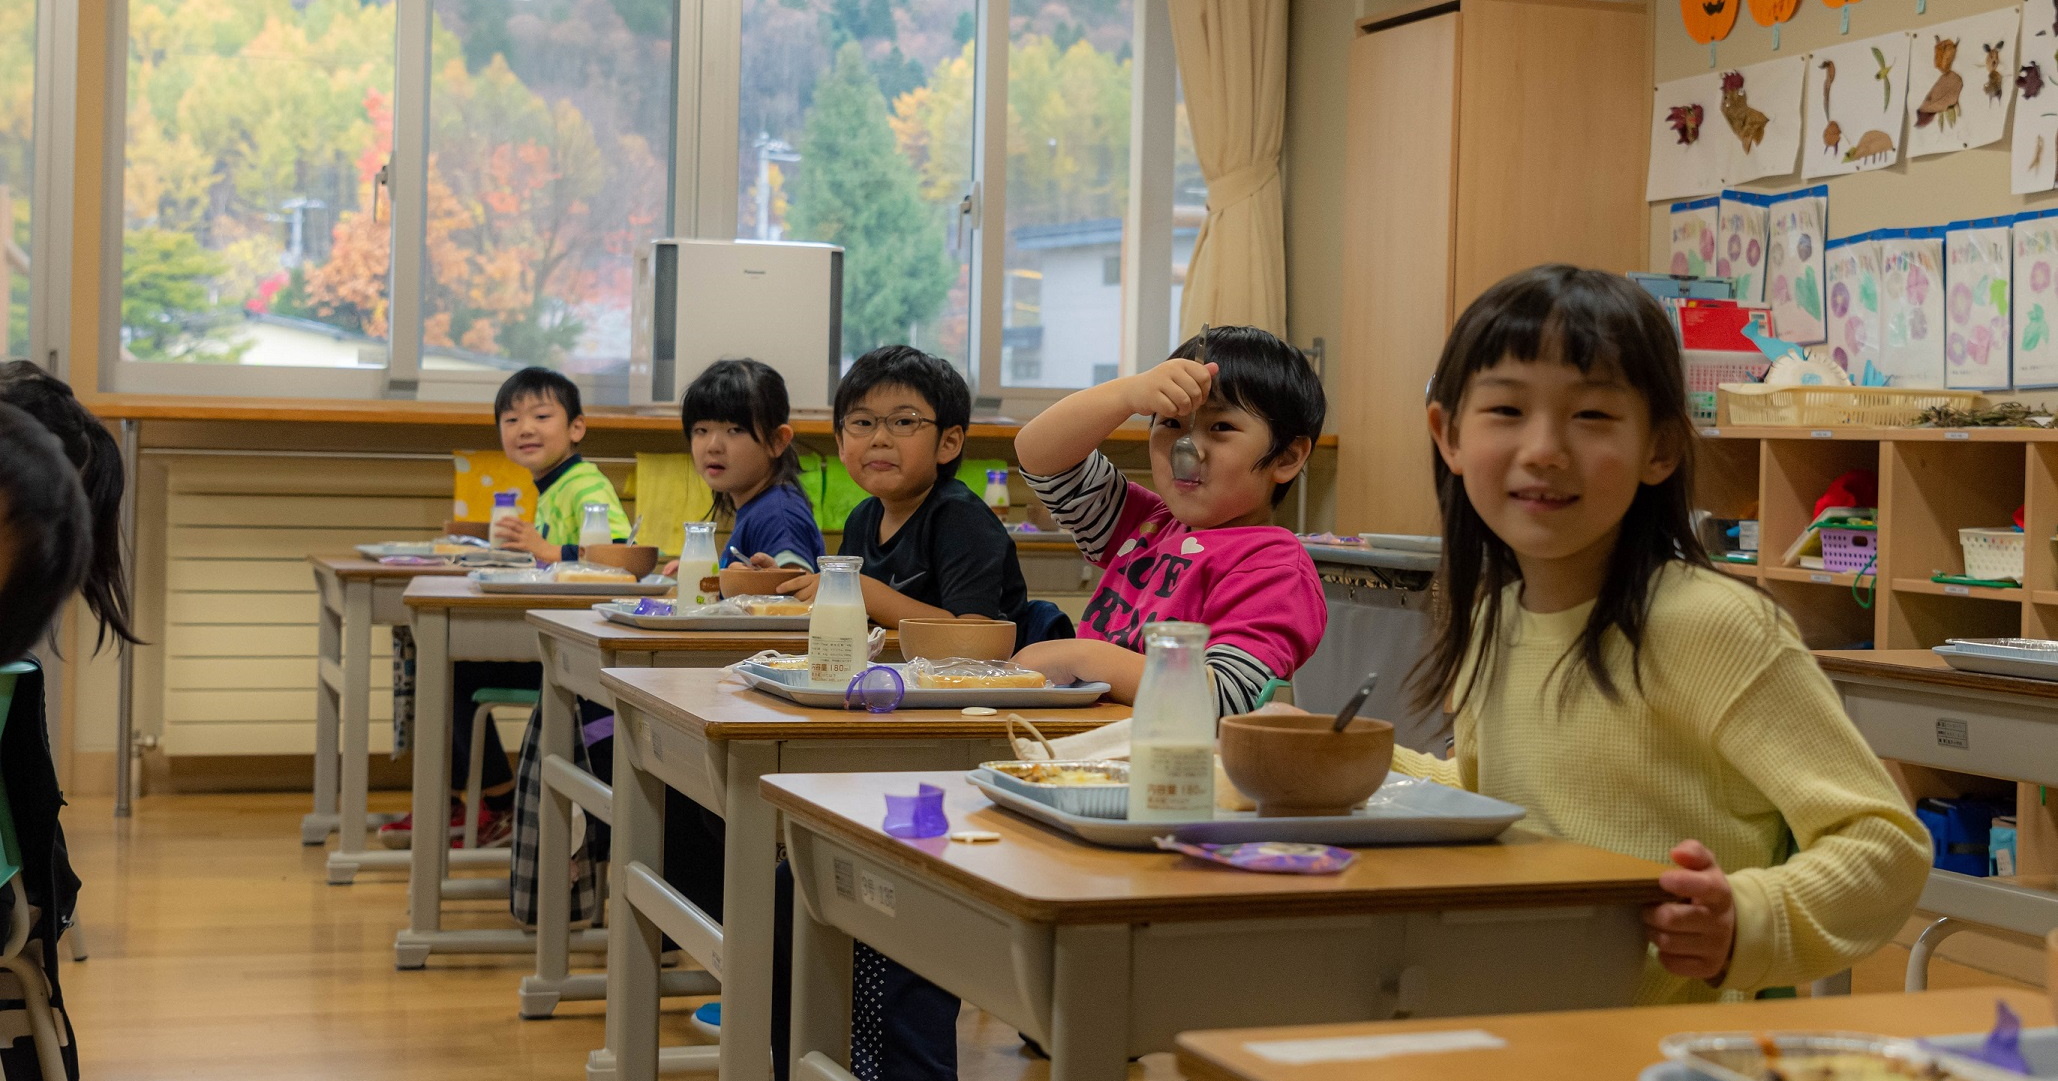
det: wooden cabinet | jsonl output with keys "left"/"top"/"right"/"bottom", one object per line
{"left": 1336, "top": 0, "right": 1652, "bottom": 536}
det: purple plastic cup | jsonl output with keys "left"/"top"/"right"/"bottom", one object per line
{"left": 882, "top": 783, "right": 948, "bottom": 839}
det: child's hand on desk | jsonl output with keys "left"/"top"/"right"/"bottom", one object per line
{"left": 493, "top": 518, "right": 559, "bottom": 562}
{"left": 1645, "top": 839, "right": 1737, "bottom": 983}
{"left": 776, "top": 573, "right": 820, "bottom": 602}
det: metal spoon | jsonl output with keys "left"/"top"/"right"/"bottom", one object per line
{"left": 1170, "top": 324, "right": 1209, "bottom": 484}
{"left": 1333, "top": 672, "right": 1380, "bottom": 733}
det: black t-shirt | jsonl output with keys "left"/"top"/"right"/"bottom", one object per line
{"left": 840, "top": 476, "right": 1031, "bottom": 634}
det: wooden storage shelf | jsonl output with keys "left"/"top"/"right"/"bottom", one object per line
{"left": 1891, "top": 578, "right": 2027, "bottom": 602}
{"left": 1762, "top": 567, "right": 1867, "bottom": 587}
{"left": 1711, "top": 561, "right": 1761, "bottom": 580}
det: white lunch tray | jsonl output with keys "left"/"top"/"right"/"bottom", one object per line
{"left": 357, "top": 541, "right": 437, "bottom": 559}
{"left": 593, "top": 601, "right": 809, "bottom": 632}
{"left": 469, "top": 569, "right": 671, "bottom": 596}
{"left": 967, "top": 770, "right": 1525, "bottom": 849}
{"left": 736, "top": 662, "right": 1110, "bottom": 710}
{"left": 1934, "top": 643, "right": 2058, "bottom": 683}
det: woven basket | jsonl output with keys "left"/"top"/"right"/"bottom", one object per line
{"left": 1719, "top": 384, "right": 1985, "bottom": 427}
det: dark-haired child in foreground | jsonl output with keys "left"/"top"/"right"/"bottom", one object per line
{"left": 1013, "top": 325, "right": 1328, "bottom": 714}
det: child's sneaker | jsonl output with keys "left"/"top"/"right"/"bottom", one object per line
{"left": 470, "top": 806, "right": 514, "bottom": 849}
{"left": 377, "top": 798, "right": 465, "bottom": 850}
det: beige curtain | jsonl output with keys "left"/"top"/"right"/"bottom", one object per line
{"left": 1171, "top": 0, "right": 1289, "bottom": 339}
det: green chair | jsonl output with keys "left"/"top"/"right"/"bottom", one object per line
{"left": 460, "top": 688, "right": 538, "bottom": 849}
{"left": 0, "top": 660, "right": 66, "bottom": 1080}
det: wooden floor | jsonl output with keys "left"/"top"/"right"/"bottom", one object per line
{"left": 54, "top": 793, "right": 2036, "bottom": 1080}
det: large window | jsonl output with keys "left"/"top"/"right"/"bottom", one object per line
{"left": 0, "top": 0, "right": 31, "bottom": 361}
{"left": 734, "top": 0, "right": 973, "bottom": 380}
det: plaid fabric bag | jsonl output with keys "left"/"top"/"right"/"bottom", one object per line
{"left": 509, "top": 709, "right": 601, "bottom": 926}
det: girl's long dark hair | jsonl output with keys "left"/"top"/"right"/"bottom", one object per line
{"left": 680, "top": 358, "right": 806, "bottom": 517}
{"left": 1408, "top": 266, "right": 1709, "bottom": 716}
{"left": 0, "top": 362, "right": 141, "bottom": 650}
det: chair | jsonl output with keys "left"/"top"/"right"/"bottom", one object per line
{"left": 1019, "top": 599, "right": 1075, "bottom": 648}
{"left": 461, "top": 687, "right": 538, "bottom": 849}
{"left": 0, "top": 660, "right": 66, "bottom": 1080}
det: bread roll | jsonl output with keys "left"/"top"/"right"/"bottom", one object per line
{"left": 913, "top": 668, "right": 1047, "bottom": 690}
{"left": 555, "top": 566, "right": 636, "bottom": 584}
{"left": 741, "top": 599, "right": 811, "bottom": 616}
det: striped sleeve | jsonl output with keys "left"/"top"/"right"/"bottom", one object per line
{"left": 1207, "top": 644, "right": 1279, "bottom": 718}
{"left": 1019, "top": 452, "right": 1128, "bottom": 564}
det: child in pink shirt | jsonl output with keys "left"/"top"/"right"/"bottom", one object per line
{"left": 1014, "top": 325, "right": 1328, "bottom": 716}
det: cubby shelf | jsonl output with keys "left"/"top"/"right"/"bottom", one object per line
{"left": 1761, "top": 567, "right": 1867, "bottom": 587}
{"left": 1890, "top": 578, "right": 2026, "bottom": 603}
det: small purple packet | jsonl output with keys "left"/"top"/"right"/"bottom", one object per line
{"left": 633, "top": 598, "right": 676, "bottom": 617}
{"left": 1154, "top": 838, "right": 1356, "bottom": 874}
{"left": 1929, "top": 1000, "right": 2029, "bottom": 1074}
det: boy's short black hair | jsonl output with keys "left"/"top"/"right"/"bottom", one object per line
{"left": 0, "top": 401, "right": 90, "bottom": 666}
{"left": 1168, "top": 325, "right": 1326, "bottom": 506}
{"left": 494, "top": 366, "right": 582, "bottom": 421}
{"left": 833, "top": 345, "right": 972, "bottom": 473}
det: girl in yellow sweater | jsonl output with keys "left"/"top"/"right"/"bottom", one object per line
{"left": 1398, "top": 265, "right": 1930, "bottom": 1004}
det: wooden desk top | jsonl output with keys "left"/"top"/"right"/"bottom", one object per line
{"left": 600, "top": 667, "right": 1124, "bottom": 743}
{"left": 401, "top": 574, "right": 654, "bottom": 610}
{"left": 1174, "top": 987, "right": 2048, "bottom": 1081}
{"left": 307, "top": 554, "right": 469, "bottom": 580}
{"left": 1815, "top": 649, "right": 2058, "bottom": 701}
{"left": 526, "top": 608, "right": 816, "bottom": 653}
{"left": 760, "top": 770, "right": 1672, "bottom": 925}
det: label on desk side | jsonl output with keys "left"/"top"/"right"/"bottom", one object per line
{"left": 835, "top": 858, "right": 855, "bottom": 902}
{"left": 858, "top": 868, "right": 896, "bottom": 917}
{"left": 1936, "top": 717, "right": 1970, "bottom": 751}
{"left": 1244, "top": 1030, "right": 1507, "bottom": 1065}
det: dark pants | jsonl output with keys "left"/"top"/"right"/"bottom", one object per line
{"left": 449, "top": 660, "right": 530, "bottom": 793}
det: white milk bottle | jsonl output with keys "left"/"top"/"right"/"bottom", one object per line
{"left": 488, "top": 491, "right": 522, "bottom": 543}
{"left": 807, "top": 556, "right": 868, "bottom": 685}
{"left": 680, "top": 522, "right": 719, "bottom": 603}
{"left": 578, "top": 502, "right": 613, "bottom": 549}
{"left": 1126, "top": 621, "right": 1216, "bottom": 822}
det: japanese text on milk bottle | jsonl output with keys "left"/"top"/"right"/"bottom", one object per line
{"left": 1127, "top": 621, "right": 1216, "bottom": 822}
{"left": 808, "top": 556, "right": 868, "bottom": 684}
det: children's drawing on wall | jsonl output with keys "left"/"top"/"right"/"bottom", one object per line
{"left": 1806, "top": 33, "right": 1911, "bottom": 179}
{"left": 1826, "top": 234, "right": 1882, "bottom": 381}
{"left": 1723, "top": 57, "right": 1805, "bottom": 183}
{"left": 1648, "top": 73, "right": 1728, "bottom": 201}
{"left": 1747, "top": 0, "right": 1800, "bottom": 42}
{"left": 1717, "top": 193, "right": 1772, "bottom": 303}
{"left": 2016, "top": 0, "right": 2058, "bottom": 193}
{"left": 1944, "top": 220, "right": 2014, "bottom": 391}
{"left": 1877, "top": 229, "right": 1947, "bottom": 388}
{"left": 2014, "top": 213, "right": 2058, "bottom": 387}
{"left": 1670, "top": 198, "right": 1721, "bottom": 277}
{"left": 1766, "top": 187, "right": 1828, "bottom": 344}
{"left": 1906, "top": 9, "right": 2019, "bottom": 159}
{"left": 1680, "top": 0, "right": 1741, "bottom": 46}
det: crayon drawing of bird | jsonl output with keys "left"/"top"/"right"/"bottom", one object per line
{"left": 1820, "top": 60, "right": 1843, "bottom": 155}
{"left": 1985, "top": 42, "right": 2007, "bottom": 103}
{"left": 1916, "top": 37, "right": 1963, "bottom": 129}
{"left": 1667, "top": 103, "right": 1705, "bottom": 146}
{"left": 1873, "top": 45, "right": 1896, "bottom": 112}
{"left": 1720, "top": 71, "right": 1769, "bottom": 152}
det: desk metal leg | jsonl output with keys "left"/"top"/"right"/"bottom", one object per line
{"left": 304, "top": 574, "right": 344, "bottom": 846}
{"left": 1050, "top": 924, "right": 1131, "bottom": 1081}
{"left": 1906, "top": 917, "right": 1968, "bottom": 992}
{"left": 598, "top": 722, "right": 668, "bottom": 1081}
{"left": 523, "top": 645, "right": 585, "bottom": 1018}
{"left": 328, "top": 581, "right": 375, "bottom": 882}
{"left": 720, "top": 742, "right": 781, "bottom": 1081}
{"left": 396, "top": 608, "right": 453, "bottom": 969}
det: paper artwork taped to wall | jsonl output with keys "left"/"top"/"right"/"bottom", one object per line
{"left": 1648, "top": 74, "right": 1729, "bottom": 201}
{"left": 2014, "top": 215, "right": 2058, "bottom": 387}
{"left": 1724, "top": 57, "right": 1806, "bottom": 183}
{"left": 1876, "top": 231, "right": 1947, "bottom": 388}
{"left": 1682, "top": 0, "right": 1742, "bottom": 45}
{"left": 1765, "top": 189, "right": 1828, "bottom": 344}
{"left": 1805, "top": 33, "right": 1913, "bottom": 179}
{"left": 1905, "top": 9, "right": 2019, "bottom": 159}
{"left": 1670, "top": 199, "right": 1722, "bottom": 278}
{"left": 1945, "top": 221, "right": 2014, "bottom": 391}
{"left": 1717, "top": 193, "right": 1773, "bottom": 304}
{"left": 1748, "top": 0, "right": 1800, "bottom": 27}
{"left": 2016, "top": 0, "right": 2058, "bottom": 194}
{"left": 1825, "top": 236, "right": 1882, "bottom": 380}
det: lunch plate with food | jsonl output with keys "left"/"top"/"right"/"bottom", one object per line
{"left": 469, "top": 566, "right": 672, "bottom": 596}
{"left": 593, "top": 599, "right": 809, "bottom": 631}
{"left": 966, "top": 770, "right": 1525, "bottom": 848}
{"left": 1651, "top": 1031, "right": 2029, "bottom": 1081}
{"left": 734, "top": 661, "right": 1110, "bottom": 709}
{"left": 357, "top": 541, "right": 439, "bottom": 559}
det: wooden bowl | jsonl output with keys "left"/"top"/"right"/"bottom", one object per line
{"left": 896, "top": 617, "right": 1016, "bottom": 662}
{"left": 443, "top": 519, "right": 490, "bottom": 540}
{"left": 719, "top": 565, "right": 806, "bottom": 599}
{"left": 1218, "top": 712, "right": 1394, "bottom": 818}
{"left": 579, "top": 544, "right": 660, "bottom": 578}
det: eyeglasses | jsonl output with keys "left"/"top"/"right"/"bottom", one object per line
{"left": 838, "top": 411, "right": 938, "bottom": 439}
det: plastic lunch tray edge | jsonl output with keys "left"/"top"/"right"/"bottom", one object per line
{"left": 735, "top": 663, "right": 1112, "bottom": 709}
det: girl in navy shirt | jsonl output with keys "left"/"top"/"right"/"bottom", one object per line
{"left": 678, "top": 359, "right": 826, "bottom": 570}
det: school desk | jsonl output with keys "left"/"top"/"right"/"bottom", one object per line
{"left": 594, "top": 668, "right": 1126, "bottom": 1081}
{"left": 391, "top": 576, "right": 624, "bottom": 970}
{"left": 1172, "top": 986, "right": 2049, "bottom": 1081}
{"left": 1817, "top": 648, "right": 2058, "bottom": 990}
{"left": 304, "top": 555, "right": 466, "bottom": 884}
{"left": 765, "top": 770, "right": 1672, "bottom": 1081}
{"left": 517, "top": 610, "right": 898, "bottom": 1021}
